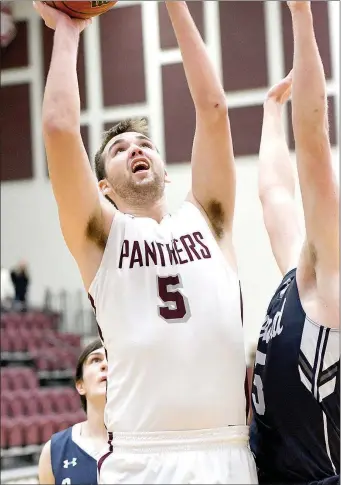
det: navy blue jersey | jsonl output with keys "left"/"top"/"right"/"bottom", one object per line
{"left": 250, "top": 269, "right": 340, "bottom": 484}
{"left": 51, "top": 426, "right": 98, "bottom": 485}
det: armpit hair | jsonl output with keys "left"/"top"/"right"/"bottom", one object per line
{"left": 206, "top": 200, "right": 225, "bottom": 240}
{"left": 86, "top": 215, "right": 107, "bottom": 250}
{"left": 307, "top": 241, "right": 318, "bottom": 268}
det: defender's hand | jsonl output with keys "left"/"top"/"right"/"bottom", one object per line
{"left": 33, "top": 1, "right": 91, "bottom": 32}
{"left": 265, "top": 71, "right": 293, "bottom": 105}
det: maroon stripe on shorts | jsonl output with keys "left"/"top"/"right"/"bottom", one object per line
{"left": 98, "top": 450, "right": 112, "bottom": 474}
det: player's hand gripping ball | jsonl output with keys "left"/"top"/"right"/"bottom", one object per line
{"left": 42, "top": 1, "right": 117, "bottom": 20}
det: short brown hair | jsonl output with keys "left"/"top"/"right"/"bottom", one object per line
{"left": 94, "top": 118, "right": 149, "bottom": 181}
{"left": 75, "top": 338, "right": 103, "bottom": 413}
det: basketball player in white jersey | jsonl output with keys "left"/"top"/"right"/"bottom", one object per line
{"left": 34, "top": 1, "right": 257, "bottom": 483}
{"left": 39, "top": 339, "right": 108, "bottom": 484}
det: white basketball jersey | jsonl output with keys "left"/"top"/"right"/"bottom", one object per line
{"left": 89, "top": 202, "right": 247, "bottom": 432}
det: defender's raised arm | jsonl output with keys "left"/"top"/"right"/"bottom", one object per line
{"left": 288, "top": 1, "right": 339, "bottom": 274}
{"left": 258, "top": 73, "right": 303, "bottom": 276}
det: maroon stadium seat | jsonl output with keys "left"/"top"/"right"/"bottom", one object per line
{"left": 37, "top": 389, "right": 55, "bottom": 415}
{"left": 7, "top": 393, "right": 25, "bottom": 418}
{"left": 1, "top": 394, "right": 10, "bottom": 418}
{"left": 5, "top": 369, "right": 21, "bottom": 392}
{"left": 0, "top": 330, "right": 11, "bottom": 352}
{"left": 2, "top": 313, "right": 22, "bottom": 330}
{"left": 63, "top": 387, "right": 81, "bottom": 412}
{"left": 12, "top": 367, "right": 38, "bottom": 390}
{"left": 6, "top": 417, "right": 25, "bottom": 448}
{"left": 16, "top": 389, "right": 40, "bottom": 416}
{"left": 1, "top": 370, "right": 9, "bottom": 391}
{"left": 31, "top": 351, "right": 50, "bottom": 372}
{"left": 6, "top": 329, "right": 25, "bottom": 352}
{"left": 40, "top": 414, "right": 58, "bottom": 443}
{"left": 1, "top": 417, "right": 7, "bottom": 448}
{"left": 23, "top": 415, "right": 41, "bottom": 446}
{"left": 56, "top": 413, "right": 73, "bottom": 431}
{"left": 50, "top": 388, "right": 70, "bottom": 414}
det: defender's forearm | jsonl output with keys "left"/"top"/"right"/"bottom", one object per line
{"left": 43, "top": 20, "right": 81, "bottom": 133}
{"left": 290, "top": 6, "right": 328, "bottom": 138}
{"left": 166, "top": 1, "right": 226, "bottom": 114}
{"left": 259, "top": 101, "right": 296, "bottom": 198}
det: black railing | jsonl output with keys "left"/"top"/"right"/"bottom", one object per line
{"left": 43, "top": 288, "right": 98, "bottom": 338}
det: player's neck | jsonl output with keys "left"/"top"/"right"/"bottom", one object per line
{"left": 84, "top": 402, "right": 107, "bottom": 439}
{"left": 118, "top": 195, "right": 169, "bottom": 222}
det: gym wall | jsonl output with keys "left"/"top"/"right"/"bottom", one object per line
{"left": 1, "top": 0, "right": 339, "bottom": 349}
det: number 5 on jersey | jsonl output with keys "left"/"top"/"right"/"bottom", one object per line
{"left": 157, "top": 275, "right": 191, "bottom": 323}
{"left": 252, "top": 350, "right": 267, "bottom": 415}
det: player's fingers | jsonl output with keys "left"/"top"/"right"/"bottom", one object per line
{"left": 32, "top": 1, "right": 42, "bottom": 14}
{"left": 282, "top": 70, "right": 293, "bottom": 90}
{"left": 286, "top": 69, "right": 293, "bottom": 81}
{"left": 78, "top": 17, "right": 92, "bottom": 32}
{"left": 33, "top": 1, "right": 48, "bottom": 13}
{"left": 280, "top": 86, "right": 292, "bottom": 104}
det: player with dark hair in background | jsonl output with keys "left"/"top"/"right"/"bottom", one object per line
{"left": 38, "top": 339, "right": 107, "bottom": 485}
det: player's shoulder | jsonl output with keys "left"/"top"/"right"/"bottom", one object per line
{"left": 38, "top": 439, "right": 55, "bottom": 484}
{"left": 174, "top": 199, "right": 204, "bottom": 219}
{"left": 51, "top": 425, "right": 73, "bottom": 445}
{"left": 40, "top": 438, "right": 52, "bottom": 458}
{"left": 173, "top": 198, "right": 219, "bottom": 235}
{"left": 269, "top": 268, "right": 297, "bottom": 306}
{"left": 278, "top": 267, "right": 297, "bottom": 289}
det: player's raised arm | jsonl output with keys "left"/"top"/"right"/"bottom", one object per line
{"left": 34, "top": 2, "right": 114, "bottom": 259}
{"left": 166, "top": 1, "right": 235, "bottom": 237}
{"left": 288, "top": 1, "right": 339, "bottom": 274}
{"left": 258, "top": 73, "right": 303, "bottom": 276}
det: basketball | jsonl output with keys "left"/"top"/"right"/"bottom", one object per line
{"left": 43, "top": 1, "right": 117, "bottom": 20}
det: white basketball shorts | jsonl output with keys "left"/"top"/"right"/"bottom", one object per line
{"left": 97, "top": 426, "right": 258, "bottom": 484}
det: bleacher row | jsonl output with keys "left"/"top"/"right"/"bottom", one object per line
{"left": 1, "top": 391, "right": 85, "bottom": 449}
{"left": 1, "top": 312, "right": 81, "bottom": 371}
{"left": 1, "top": 311, "right": 85, "bottom": 456}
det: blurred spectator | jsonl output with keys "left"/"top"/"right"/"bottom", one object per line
{"left": 10, "top": 260, "right": 30, "bottom": 312}
{"left": 1, "top": 265, "right": 14, "bottom": 310}
{"left": 0, "top": 1, "right": 17, "bottom": 48}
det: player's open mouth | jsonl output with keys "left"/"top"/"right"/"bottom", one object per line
{"left": 100, "top": 376, "right": 107, "bottom": 382}
{"left": 131, "top": 158, "right": 150, "bottom": 173}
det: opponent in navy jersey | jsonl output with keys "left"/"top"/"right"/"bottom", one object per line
{"left": 39, "top": 340, "right": 108, "bottom": 485}
{"left": 251, "top": 8, "right": 340, "bottom": 481}
{"left": 50, "top": 425, "right": 98, "bottom": 485}
{"left": 250, "top": 269, "right": 339, "bottom": 483}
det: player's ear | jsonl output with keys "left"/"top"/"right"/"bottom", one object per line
{"left": 75, "top": 379, "right": 86, "bottom": 396}
{"left": 98, "top": 179, "right": 113, "bottom": 197}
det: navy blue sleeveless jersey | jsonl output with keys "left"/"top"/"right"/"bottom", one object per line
{"left": 250, "top": 269, "right": 340, "bottom": 484}
{"left": 51, "top": 426, "right": 98, "bottom": 485}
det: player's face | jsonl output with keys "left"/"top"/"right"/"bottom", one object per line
{"left": 100, "top": 132, "right": 167, "bottom": 206}
{"left": 77, "top": 347, "right": 107, "bottom": 405}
